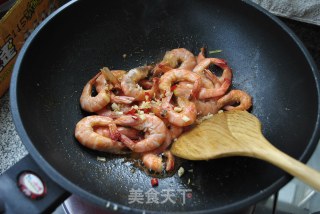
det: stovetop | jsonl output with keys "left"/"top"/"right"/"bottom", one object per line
{"left": 0, "top": 12, "right": 319, "bottom": 214}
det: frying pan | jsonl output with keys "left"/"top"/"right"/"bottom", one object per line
{"left": 2, "top": 0, "right": 320, "bottom": 213}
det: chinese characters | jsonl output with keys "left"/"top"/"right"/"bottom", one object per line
{"left": 0, "top": 39, "right": 17, "bottom": 72}
{"left": 128, "top": 188, "right": 192, "bottom": 205}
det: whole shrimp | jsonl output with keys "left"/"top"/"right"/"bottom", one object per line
{"left": 80, "top": 72, "right": 111, "bottom": 112}
{"left": 147, "top": 104, "right": 184, "bottom": 139}
{"left": 193, "top": 58, "right": 232, "bottom": 99}
{"left": 141, "top": 119, "right": 181, "bottom": 172}
{"left": 121, "top": 66, "right": 158, "bottom": 101}
{"left": 142, "top": 151, "right": 174, "bottom": 173}
{"left": 75, "top": 115, "right": 128, "bottom": 154}
{"left": 217, "top": 89, "right": 252, "bottom": 110}
{"left": 142, "top": 133, "right": 175, "bottom": 173}
{"left": 161, "top": 94, "right": 197, "bottom": 127}
{"left": 115, "top": 114, "right": 167, "bottom": 153}
{"left": 171, "top": 70, "right": 216, "bottom": 100}
{"left": 159, "top": 68, "right": 202, "bottom": 99}
{"left": 172, "top": 76, "right": 223, "bottom": 100}
{"left": 153, "top": 48, "right": 197, "bottom": 75}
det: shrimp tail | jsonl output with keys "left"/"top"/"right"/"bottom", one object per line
{"left": 142, "top": 154, "right": 164, "bottom": 173}
{"left": 153, "top": 63, "right": 172, "bottom": 77}
{"left": 109, "top": 123, "right": 121, "bottom": 141}
{"left": 192, "top": 82, "right": 201, "bottom": 100}
{"left": 197, "top": 47, "right": 206, "bottom": 64}
{"left": 158, "top": 64, "right": 173, "bottom": 72}
{"left": 119, "top": 133, "right": 136, "bottom": 150}
{"left": 142, "top": 150, "right": 175, "bottom": 173}
{"left": 101, "top": 67, "right": 121, "bottom": 89}
{"left": 217, "top": 89, "right": 252, "bottom": 110}
{"left": 203, "top": 69, "right": 221, "bottom": 87}
{"left": 150, "top": 77, "right": 160, "bottom": 98}
{"left": 163, "top": 151, "right": 175, "bottom": 171}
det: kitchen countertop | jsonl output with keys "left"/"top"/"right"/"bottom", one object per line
{"left": 0, "top": 92, "right": 27, "bottom": 174}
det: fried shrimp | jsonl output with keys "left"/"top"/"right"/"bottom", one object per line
{"left": 161, "top": 94, "right": 197, "bottom": 127}
{"left": 115, "top": 115, "right": 167, "bottom": 153}
{"left": 217, "top": 89, "right": 252, "bottom": 111}
{"left": 142, "top": 150, "right": 174, "bottom": 173}
{"left": 80, "top": 72, "right": 111, "bottom": 112}
{"left": 142, "top": 132, "right": 175, "bottom": 172}
{"left": 153, "top": 48, "right": 197, "bottom": 75}
{"left": 75, "top": 116, "right": 128, "bottom": 154}
{"left": 194, "top": 57, "right": 232, "bottom": 83}
{"left": 193, "top": 58, "right": 232, "bottom": 99}
{"left": 159, "top": 69, "right": 202, "bottom": 99}
{"left": 121, "top": 66, "right": 158, "bottom": 101}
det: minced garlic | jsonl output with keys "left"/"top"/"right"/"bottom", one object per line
{"left": 151, "top": 99, "right": 162, "bottom": 106}
{"left": 136, "top": 84, "right": 143, "bottom": 90}
{"left": 140, "top": 101, "right": 151, "bottom": 109}
{"left": 182, "top": 116, "right": 190, "bottom": 122}
{"left": 132, "top": 105, "right": 139, "bottom": 110}
{"left": 178, "top": 167, "right": 185, "bottom": 177}
{"left": 196, "top": 113, "right": 213, "bottom": 124}
{"left": 111, "top": 103, "right": 120, "bottom": 111}
{"left": 174, "top": 107, "right": 183, "bottom": 112}
{"left": 139, "top": 114, "right": 146, "bottom": 120}
{"left": 97, "top": 156, "right": 106, "bottom": 162}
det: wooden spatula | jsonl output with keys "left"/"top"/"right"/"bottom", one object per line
{"left": 170, "top": 110, "right": 320, "bottom": 191}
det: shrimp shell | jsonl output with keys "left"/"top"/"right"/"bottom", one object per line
{"left": 217, "top": 89, "right": 252, "bottom": 111}
{"left": 115, "top": 114, "right": 167, "bottom": 153}
{"left": 161, "top": 94, "right": 197, "bottom": 127}
{"left": 159, "top": 68, "right": 202, "bottom": 99}
{"left": 75, "top": 116, "right": 128, "bottom": 154}
{"left": 121, "top": 66, "right": 158, "bottom": 101}
{"left": 154, "top": 48, "right": 197, "bottom": 75}
{"left": 80, "top": 72, "right": 111, "bottom": 112}
{"left": 142, "top": 132, "right": 175, "bottom": 172}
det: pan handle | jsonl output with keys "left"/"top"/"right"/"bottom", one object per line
{"left": 0, "top": 155, "right": 70, "bottom": 214}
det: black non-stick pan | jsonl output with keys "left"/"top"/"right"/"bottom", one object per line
{"left": 2, "top": 0, "right": 320, "bottom": 213}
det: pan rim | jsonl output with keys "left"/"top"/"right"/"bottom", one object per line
{"left": 9, "top": 0, "right": 320, "bottom": 213}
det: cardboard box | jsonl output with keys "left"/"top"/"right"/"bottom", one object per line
{"left": 0, "top": 0, "right": 67, "bottom": 97}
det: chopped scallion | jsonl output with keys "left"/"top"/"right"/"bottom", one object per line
{"left": 209, "top": 50, "right": 222, "bottom": 54}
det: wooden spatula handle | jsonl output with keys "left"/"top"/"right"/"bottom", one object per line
{"left": 254, "top": 139, "right": 320, "bottom": 192}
